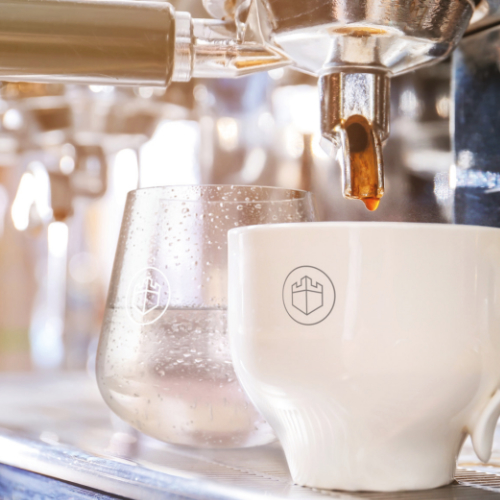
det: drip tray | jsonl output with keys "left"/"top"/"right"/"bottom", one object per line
{"left": 341, "top": 472, "right": 500, "bottom": 500}
{"left": 456, "top": 470, "right": 500, "bottom": 493}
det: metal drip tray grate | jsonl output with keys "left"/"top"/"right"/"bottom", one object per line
{"left": 338, "top": 471, "right": 500, "bottom": 500}
{"left": 455, "top": 470, "right": 500, "bottom": 493}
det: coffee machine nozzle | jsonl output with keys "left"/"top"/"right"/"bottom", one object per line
{"left": 247, "top": 0, "right": 484, "bottom": 209}
{"left": 204, "top": 0, "right": 495, "bottom": 209}
{"left": 319, "top": 71, "right": 388, "bottom": 210}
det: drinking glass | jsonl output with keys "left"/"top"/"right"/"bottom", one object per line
{"left": 97, "top": 185, "right": 316, "bottom": 448}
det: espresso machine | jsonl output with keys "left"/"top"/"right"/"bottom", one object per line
{"left": 0, "top": 0, "right": 494, "bottom": 213}
{"left": 0, "top": 1, "right": 499, "bottom": 497}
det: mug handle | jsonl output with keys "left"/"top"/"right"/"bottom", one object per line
{"left": 471, "top": 390, "right": 500, "bottom": 462}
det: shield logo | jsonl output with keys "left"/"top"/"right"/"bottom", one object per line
{"left": 291, "top": 276, "right": 323, "bottom": 315}
{"left": 134, "top": 277, "right": 162, "bottom": 316}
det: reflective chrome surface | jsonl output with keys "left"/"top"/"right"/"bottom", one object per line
{"left": 0, "top": 0, "right": 289, "bottom": 87}
{"left": 0, "top": 0, "right": 176, "bottom": 86}
{"left": 467, "top": 0, "right": 500, "bottom": 30}
{"left": 0, "top": 0, "right": 491, "bottom": 207}
{"left": 251, "top": 0, "right": 478, "bottom": 207}
{"left": 256, "top": 0, "right": 475, "bottom": 76}
{"left": 176, "top": 17, "right": 290, "bottom": 80}
{"left": 320, "top": 71, "right": 389, "bottom": 203}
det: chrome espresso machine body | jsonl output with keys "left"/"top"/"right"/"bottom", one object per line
{"left": 0, "top": 0, "right": 495, "bottom": 212}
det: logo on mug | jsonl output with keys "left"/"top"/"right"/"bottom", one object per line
{"left": 127, "top": 267, "right": 170, "bottom": 325}
{"left": 283, "top": 266, "right": 335, "bottom": 325}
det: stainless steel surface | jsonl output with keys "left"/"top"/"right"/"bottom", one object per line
{"left": 0, "top": 0, "right": 490, "bottom": 207}
{"left": 320, "top": 71, "right": 389, "bottom": 202}
{"left": 0, "top": 373, "right": 500, "bottom": 499}
{"left": 0, "top": 0, "right": 289, "bottom": 87}
{"left": 250, "top": 0, "right": 480, "bottom": 206}
{"left": 172, "top": 13, "right": 290, "bottom": 81}
{"left": 189, "top": 18, "right": 290, "bottom": 78}
{"left": 256, "top": 0, "right": 474, "bottom": 76}
{"left": 467, "top": 0, "right": 500, "bottom": 32}
{"left": 0, "top": 0, "right": 176, "bottom": 86}
{"left": 452, "top": 24, "right": 500, "bottom": 226}
{"left": 173, "top": 12, "right": 195, "bottom": 83}
{"left": 322, "top": 73, "right": 390, "bottom": 143}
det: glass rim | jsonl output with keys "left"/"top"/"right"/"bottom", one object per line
{"left": 129, "top": 184, "right": 312, "bottom": 204}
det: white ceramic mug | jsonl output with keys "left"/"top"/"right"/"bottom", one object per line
{"left": 228, "top": 222, "right": 500, "bottom": 492}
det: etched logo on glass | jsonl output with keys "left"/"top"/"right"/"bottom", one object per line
{"left": 134, "top": 277, "right": 162, "bottom": 316}
{"left": 283, "top": 266, "right": 335, "bottom": 325}
{"left": 127, "top": 267, "right": 170, "bottom": 325}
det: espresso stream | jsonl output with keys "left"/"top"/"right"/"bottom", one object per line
{"left": 346, "top": 118, "right": 382, "bottom": 211}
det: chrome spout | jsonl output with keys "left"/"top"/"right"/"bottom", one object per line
{"left": 320, "top": 72, "right": 389, "bottom": 209}
{"left": 253, "top": 0, "right": 480, "bottom": 209}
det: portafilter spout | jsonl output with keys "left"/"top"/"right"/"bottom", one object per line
{"left": 320, "top": 72, "right": 389, "bottom": 211}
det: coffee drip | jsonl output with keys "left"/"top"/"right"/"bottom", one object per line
{"left": 320, "top": 72, "right": 387, "bottom": 211}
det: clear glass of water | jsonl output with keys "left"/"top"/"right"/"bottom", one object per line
{"left": 96, "top": 185, "right": 316, "bottom": 448}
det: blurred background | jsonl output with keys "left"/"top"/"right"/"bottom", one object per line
{"left": 0, "top": 0, "right": 454, "bottom": 375}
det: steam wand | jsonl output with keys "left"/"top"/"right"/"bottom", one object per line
{"left": 0, "top": 0, "right": 289, "bottom": 86}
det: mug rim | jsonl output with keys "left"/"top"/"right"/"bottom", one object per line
{"left": 228, "top": 221, "right": 500, "bottom": 237}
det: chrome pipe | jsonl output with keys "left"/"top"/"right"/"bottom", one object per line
{"left": 0, "top": 0, "right": 176, "bottom": 86}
